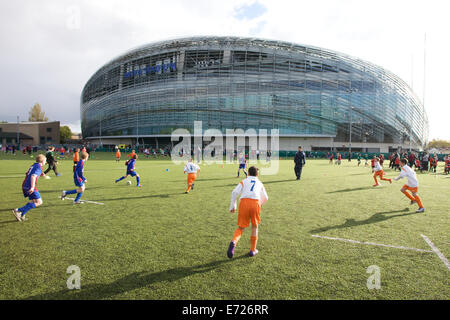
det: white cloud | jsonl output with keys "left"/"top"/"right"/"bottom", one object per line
{"left": 0, "top": 0, "right": 448, "bottom": 140}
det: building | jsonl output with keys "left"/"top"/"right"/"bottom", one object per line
{"left": 81, "top": 36, "right": 428, "bottom": 153}
{"left": 0, "top": 121, "right": 60, "bottom": 146}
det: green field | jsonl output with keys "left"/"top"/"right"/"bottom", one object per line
{"left": 0, "top": 152, "right": 448, "bottom": 300}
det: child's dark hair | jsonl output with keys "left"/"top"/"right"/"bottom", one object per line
{"left": 400, "top": 158, "right": 408, "bottom": 165}
{"left": 248, "top": 166, "right": 258, "bottom": 176}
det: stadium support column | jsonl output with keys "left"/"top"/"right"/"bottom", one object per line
{"left": 16, "top": 116, "right": 20, "bottom": 148}
{"left": 119, "top": 64, "right": 123, "bottom": 90}
{"left": 177, "top": 51, "right": 185, "bottom": 80}
{"left": 346, "top": 88, "right": 358, "bottom": 155}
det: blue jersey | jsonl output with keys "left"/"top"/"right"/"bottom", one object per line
{"left": 22, "top": 163, "right": 42, "bottom": 191}
{"left": 74, "top": 159, "right": 86, "bottom": 184}
{"left": 127, "top": 159, "right": 136, "bottom": 172}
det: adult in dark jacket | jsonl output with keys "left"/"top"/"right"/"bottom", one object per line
{"left": 294, "top": 146, "right": 306, "bottom": 180}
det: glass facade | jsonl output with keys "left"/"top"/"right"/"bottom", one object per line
{"left": 81, "top": 36, "right": 428, "bottom": 146}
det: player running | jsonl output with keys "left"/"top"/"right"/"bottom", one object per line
{"left": 372, "top": 157, "right": 392, "bottom": 187}
{"left": 115, "top": 154, "right": 142, "bottom": 187}
{"left": 237, "top": 153, "right": 248, "bottom": 177}
{"left": 393, "top": 159, "right": 425, "bottom": 213}
{"left": 184, "top": 158, "right": 200, "bottom": 194}
{"left": 12, "top": 154, "right": 47, "bottom": 222}
{"left": 61, "top": 151, "right": 89, "bottom": 204}
{"left": 357, "top": 153, "right": 361, "bottom": 166}
{"left": 227, "top": 166, "right": 268, "bottom": 258}
{"left": 115, "top": 148, "right": 121, "bottom": 162}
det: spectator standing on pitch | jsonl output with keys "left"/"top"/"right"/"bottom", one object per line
{"left": 294, "top": 146, "right": 306, "bottom": 180}
{"left": 44, "top": 146, "right": 60, "bottom": 176}
{"left": 408, "top": 152, "right": 416, "bottom": 168}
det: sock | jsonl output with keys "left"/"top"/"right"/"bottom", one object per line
{"left": 116, "top": 176, "right": 125, "bottom": 182}
{"left": 74, "top": 192, "right": 83, "bottom": 202}
{"left": 66, "top": 189, "right": 77, "bottom": 195}
{"left": 250, "top": 236, "right": 258, "bottom": 252}
{"left": 402, "top": 190, "right": 415, "bottom": 201}
{"left": 186, "top": 184, "right": 192, "bottom": 192}
{"left": 232, "top": 228, "right": 243, "bottom": 244}
{"left": 414, "top": 195, "right": 424, "bottom": 208}
{"left": 373, "top": 176, "right": 378, "bottom": 184}
{"left": 136, "top": 176, "right": 140, "bottom": 186}
{"left": 237, "top": 170, "right": 240, "bottom": 177}
{"left": 18, "top": 202, "right": 36, "bottom": 215}
{"left": 244, "top": 171, "right": 248, "bottom": 177}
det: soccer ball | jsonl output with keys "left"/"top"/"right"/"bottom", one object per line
{"left": 127, "top": 181, "right": 132, "bottom": 185}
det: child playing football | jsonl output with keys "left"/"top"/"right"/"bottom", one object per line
{"left": 184, "top": 158, "right": 200, "bottom": 193}
{"left": 372, "top": 157, "right": 392, "bottom": 187}
{"left": 227, "top": 166, "right": 268, "bottom": 258}
{"left": 12, "top": 154, "right": 47, "bottom": 222}
{"left": 237, "top": 153, "right": 247, "bottom": 177}
{"left": 61, "top": 151, "right": 89, "bottom": 204}
{"left": 115, "top": 148, "right": 121, "bottom": 162}
{"left": 115, "top": 154, "right": 142, "bottom": 187}
{"left": 394, "top": 159, "right": 425, "bottom": 213}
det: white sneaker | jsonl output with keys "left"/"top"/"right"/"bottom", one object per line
{"left": 416, "top": 207, "right": 425, "bottom": 213}
{"left": 12, "top": 209, "right": 22, "bottom": 222}
{"left": 73, "top": 201, "right": 83, "bottom": 205}
{"left": 61, "top": 191, "right": 66, "bottom": 200}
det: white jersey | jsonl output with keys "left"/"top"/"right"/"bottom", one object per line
{"left": 395, "top": 165, "right": 418, "bottom": 187}
{"left": 229, "top": 176, "right": 268, "bottom": 211}
{"left": 374, "top": 162, "right": 382, "bottom": 172}
{"left": 184, "top": 162, "right": 200, "bottom": 174}
{"left": 239, "top": 156, "right": 246, "bottom": 165}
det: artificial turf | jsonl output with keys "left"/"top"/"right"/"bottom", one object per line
{"left": 0, "top": 152, "right": 448, "bottom": 299}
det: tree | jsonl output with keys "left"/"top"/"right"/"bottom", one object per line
{"left": 426, "top": 139, "right": 450, "bottom": 150}
{"left": 28, "top": 103, "right": 48, "bottom": 122}
{"left": 60, "top": 126, "right": 72, "bottom": 143}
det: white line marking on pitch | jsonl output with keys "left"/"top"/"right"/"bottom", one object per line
{"left": 421, "top": 234, "right": 450, "bottom": 270}
{"left": 63, "top": 197, "right": 104, "bottom": 205}
{"left": 311, "top": 235, "right": 433, "bottom": 253}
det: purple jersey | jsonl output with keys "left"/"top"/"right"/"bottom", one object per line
{"left": 22, "top": 163, "right": 42, "bottom": 191}
{"left": 127, "top": 159, "right": 136, "bottom": 172}
{"left": 74, "top": 159, "right": 86, "bottom": 184}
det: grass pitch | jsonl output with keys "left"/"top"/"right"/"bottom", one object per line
{"left": 0, "top": 152, "right": 448, "bottom": 300}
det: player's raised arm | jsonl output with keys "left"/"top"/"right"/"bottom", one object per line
{"left": 393, "top": 166, "right": 407, "bottom": 181}
{"left": 229, "top": 181, "right": 243, "bottom": 212}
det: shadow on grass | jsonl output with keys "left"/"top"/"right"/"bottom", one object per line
{"left": 310, "top": 208, "right": 417, "bottom": 234}
{"left": 25, "top": 256, "right": 248, "bottom": 300}
{"left": 0, "top": 220, "right": 17, "bottom": 226}
{"left": 326, "top": 186, "right": 374, "bottom": 194}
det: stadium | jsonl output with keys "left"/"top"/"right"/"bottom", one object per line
{"left": 81, "top": 36, "right": 428, "bottom": 153}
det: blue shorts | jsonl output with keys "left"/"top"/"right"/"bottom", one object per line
{"left": 74, "top": 178, "right": 85, "bottom": 188}
{"left": 239, "top": 164, "right": 246, "bottom": 169}
{"left": 127, "top": 171, "right": 137, "bottom": 177}
{"left": 23, "top": 189, "right": 41, "bottom": 200}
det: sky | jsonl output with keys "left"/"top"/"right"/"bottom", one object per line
{"left": 0, "top": 0, "right": 448, "bottom": 140}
